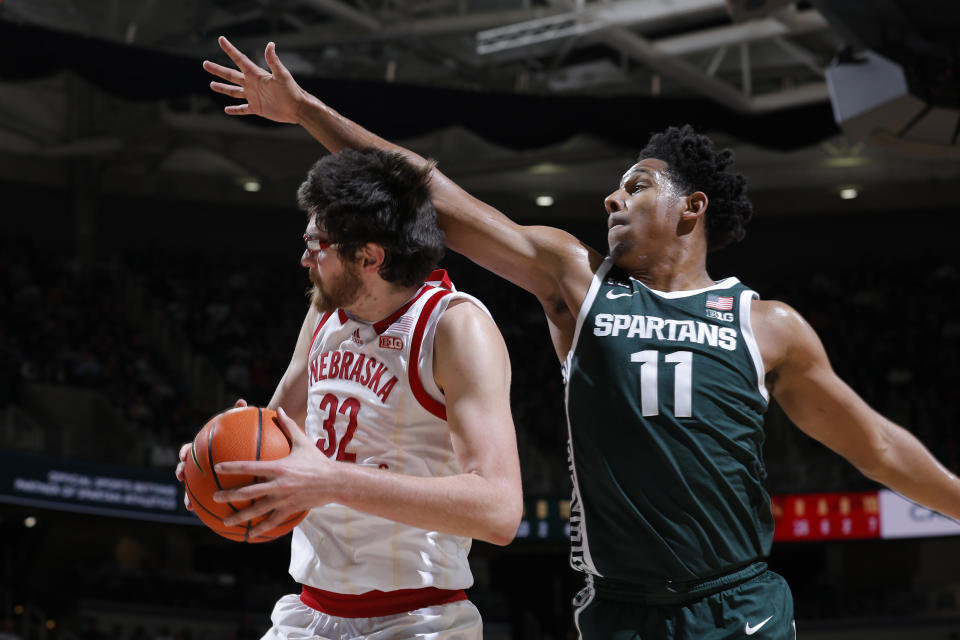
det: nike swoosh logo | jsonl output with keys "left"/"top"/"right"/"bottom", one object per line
{"left": 745, "top": 616, "right": 773, "bottom": 635}
{"left": 605, "top": 290, "right": 633, "bottom": 300}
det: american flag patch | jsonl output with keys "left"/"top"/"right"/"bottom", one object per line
{"left": 390, "top": 316, "right": 415, "bottom": 333}
{"left": 705, "top": 294, "right": 734, "bottom": 311}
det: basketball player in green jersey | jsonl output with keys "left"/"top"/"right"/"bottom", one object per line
{"left": 203, "top": 37, "right": 960, "bottom": 639}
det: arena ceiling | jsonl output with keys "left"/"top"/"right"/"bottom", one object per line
{"left": 1, "top": 0, "right": 959, "bottom": 223}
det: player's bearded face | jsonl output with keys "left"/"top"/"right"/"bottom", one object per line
{"left": 310, "top": 258, "right": 363, "bottom": 312}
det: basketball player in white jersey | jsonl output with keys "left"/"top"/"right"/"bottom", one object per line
{"left": 176, "top": 148, "right": 522, "bottom": 639}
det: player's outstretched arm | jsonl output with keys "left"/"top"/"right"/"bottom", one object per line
{"left": 204, "top": 36, "right": 598, "bottom": 312}
{"left": 212, "top": 302, "right": 523, "bottom": 545}
{"left": 760, "top": 301, "right": 960, "bottom": 521}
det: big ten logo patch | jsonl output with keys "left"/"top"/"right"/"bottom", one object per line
{"left": 379, "top": 335, "right": 403, "bottom": 350}
{"left": 705, "top": 309, "right": 734, "bottom": 322}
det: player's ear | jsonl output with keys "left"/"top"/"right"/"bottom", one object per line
{"left": 683, "top": 191, "right": 708, "bottom": 220}
{"left": 359, "top": 243, "right": 386, "bottom": 272}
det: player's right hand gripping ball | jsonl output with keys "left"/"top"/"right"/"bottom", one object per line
{"left": 183, "top": 406, "right": 307, "bottom": 542}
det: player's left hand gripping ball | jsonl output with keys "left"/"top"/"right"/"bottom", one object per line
{"left": 183, "top": 406, "right": 307, "bottom": 542}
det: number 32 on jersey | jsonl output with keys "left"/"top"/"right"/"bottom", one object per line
{"left": 314, "top": 393, "right": 360, "bottom": 462}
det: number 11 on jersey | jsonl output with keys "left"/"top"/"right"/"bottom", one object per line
{"left": 630, "top": 350, "right": 692, "bottom": 417}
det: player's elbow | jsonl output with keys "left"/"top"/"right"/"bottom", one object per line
{"left": 849, "top": 421, "right": 899, "bottom": 483}
{"left": 482, "top": 493, "right": 524, "bottom": 546}
{"left": 485, "top": 530, "right": 516, "bottom": 547}
{"left": 483, "top": 520, "right": 520, "bottom": 547}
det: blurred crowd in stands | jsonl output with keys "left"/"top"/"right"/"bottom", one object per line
{"left": 2, "top": 229, "right": 959, "bottom": 497}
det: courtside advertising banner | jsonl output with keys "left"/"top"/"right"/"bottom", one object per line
{"left": 0, "top": 448, "right": 196, "bottom": 524}
{"left": 878, "top": 489, "right": 960, "bottom": 539}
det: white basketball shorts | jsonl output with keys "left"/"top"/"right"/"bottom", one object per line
{"left": 260, "top": 593, "right": 483, "bottom": 640}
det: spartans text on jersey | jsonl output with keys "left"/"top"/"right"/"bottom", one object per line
{"left": 592, "top": 313, "right": 738, "bottom": 351}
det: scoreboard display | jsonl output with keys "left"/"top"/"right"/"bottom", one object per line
{"left": 771, "top": 491, "right": 879, "bottom": 541}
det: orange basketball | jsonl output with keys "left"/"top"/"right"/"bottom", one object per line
{"left": 183, "top": 406, "right": 307, "bottom": 543}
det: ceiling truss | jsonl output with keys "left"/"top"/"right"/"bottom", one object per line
{"left": 2, "top": 0, "right": 840, "bottom": 108}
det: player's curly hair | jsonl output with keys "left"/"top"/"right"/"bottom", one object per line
{"left": 637, "top": 125, "right": 753, "bottom": 252}
{"left": 297, "top": 148, "right": 445, "bottom": 288}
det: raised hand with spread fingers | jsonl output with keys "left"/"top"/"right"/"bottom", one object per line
{"left": 203, "top": 36, "right": 306, "bottom": 124}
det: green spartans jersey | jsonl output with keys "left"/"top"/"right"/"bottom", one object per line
{"left": 563, "top": 258, "right": 772, "bottom": 588}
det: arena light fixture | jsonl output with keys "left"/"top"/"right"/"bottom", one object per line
{"left": 535, "top": 195, "right": 555, "bottom": 207}
{"left": 529, "top": 163, "right": 567, "bottom": 175}
{"left": 241, "top": 178, "right": 262, "bottom": 192}
{"left": 24, "top": 516, "right": 37, "bottom": 528}
{"left": 839, "top": 187, "right": 858, "bottom": 200}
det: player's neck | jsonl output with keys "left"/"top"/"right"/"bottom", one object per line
{"left": 628, "top": 249, "right": 713, "bottom": 292}
{"left": 343, "top": 280, "right": 422, "bottom": 324}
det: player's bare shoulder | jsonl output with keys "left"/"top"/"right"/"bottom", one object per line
{"left": 437, "top": 298, "right": 499, "bottom": 336}
{"left": 435, "top": 297, "right": 507, "bottom": 354}
{"left": 432, "top": 298, "right": 510, "bottom": 394}
{"left": 750, "top": 298, "right": 820, "bottom": 376}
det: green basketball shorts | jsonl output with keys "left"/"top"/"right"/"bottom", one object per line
{"left": 573, "top": 569, "right": 796, "bottom": 640}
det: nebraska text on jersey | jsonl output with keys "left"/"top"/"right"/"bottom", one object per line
{"left": 309, "top": 349, "right": 399, "bottom": 403}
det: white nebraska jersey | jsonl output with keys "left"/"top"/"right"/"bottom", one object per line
{"left": 289, "top": 271, "right": 488, "bottom": 594}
